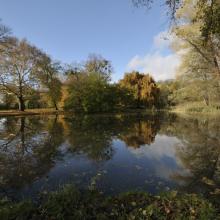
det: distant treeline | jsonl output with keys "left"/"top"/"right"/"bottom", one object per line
{"left": 0, "top": 26, "right": 165, "bottom": 113}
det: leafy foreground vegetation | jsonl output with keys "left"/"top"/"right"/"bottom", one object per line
{"left": 0, "top": 185, "right": 218, "bottom": 220}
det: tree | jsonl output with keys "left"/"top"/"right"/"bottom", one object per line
{"left": 119, "top": 71, "right": 160, "bottom": 108}
{"left": 133, "top": 0, "right": 220, "bottom": 32}
{"left": 0, "top": 38, "right": 45, "bottom": 111}
{"left": 64, "top": 55, "right": 116, "bottom": 113}
{"left": 65, "top": 71, "right": 117, "bottom": 113}
{"left": 171, "top": 0, "right": 220, "bottom": 105}
{"left": 157, "top": 80, "right": 180, "bottom": 107}
{"left": 196, "top": 0, "right": 220, "bottom": 43}
{"left": 85, "top": 54, "right": 113, "bottom": 82}
{"left": 38, "top": 56, "right": 62, "bottom": 110}
{"left": 132, "top": 0, "right": 181, "bottom": 19}
{"left": 133, "top": 0, "right": 220, "bottom": 107}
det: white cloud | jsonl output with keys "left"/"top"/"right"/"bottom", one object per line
{"left": 127, "top": 30, "right": 181, "bottom": 81}
{"left": 153, "top": 31, "right": 171, "bottom": 49}
{"left": 127, "top": 52, "right": 180, "bottom": 81}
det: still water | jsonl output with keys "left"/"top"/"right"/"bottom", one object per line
{"left": 0, "top": 113, "right": 220, "bottom": 201}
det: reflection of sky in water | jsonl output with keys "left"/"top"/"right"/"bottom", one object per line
{"left": 14, "top": 135, "right": 190, "bottom": 199}
{"left": 127, "top": 135, "right": 190, "bottom": 181}
{"left": 0, "top": 118, "right": 6, "bottom": 131}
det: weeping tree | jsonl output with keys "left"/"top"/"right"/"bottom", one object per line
{"left": 119, "top": 71, "right": 160, "bottom": 108}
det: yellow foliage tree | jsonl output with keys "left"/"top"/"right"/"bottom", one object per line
{"left": 119, "top": 71, "right": 160, "bottom": 108}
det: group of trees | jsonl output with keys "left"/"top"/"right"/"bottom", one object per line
{"left": 1, "top": 0, "right": 219, "bottom": 112}
{"left": 64, "top": 56, "right": 161, "bottom": 113}
{"left": 0, "top": 23, "right": 62, "bottom": 111}
{"left": 135, "top": 0, "right": 220, "bottom": 108}
{"left": 63, "top": 0, "right": 220, "bottom": 111}
{"left": 0, "top": 21, "right": 162, "bottom": 112}
{"left": 64, "top": 55, "right": 118, "bottom": 113}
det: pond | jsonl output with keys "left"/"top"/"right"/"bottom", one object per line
{"left": 0, "top": 113, "right": 220, "bottom": 201}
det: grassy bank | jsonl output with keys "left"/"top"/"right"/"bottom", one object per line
{"left": 0, "top": 185, "right": 218, "bottom": 220}
{"left": 0, "top": 109, "right": 66, "bottom": 117}
{"left": 1, "top": 104, "right": 220, "bottom": 117}
{"left": 171, "top": 102, "right": 220, "bottom": 115}
{"left": 0, "top": 108, "right": 165, "bottom": 117}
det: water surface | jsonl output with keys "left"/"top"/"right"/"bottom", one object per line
{"left": 0, "top": 113, "right": 220, "bottom": 201}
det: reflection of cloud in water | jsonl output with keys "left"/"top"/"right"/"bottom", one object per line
{"left": 0, "top": 118, "right": 6, "bottom": 131}
{"left": 127, "top": 135, "right": 190, "bottom": 182}
{"left": 128, "top": 135, "right": 179, "bottom": 159}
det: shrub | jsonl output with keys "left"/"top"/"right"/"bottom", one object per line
{"left": 0, "top": 186, "right": 218, "bottom": 220}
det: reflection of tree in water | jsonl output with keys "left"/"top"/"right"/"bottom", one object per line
{"left": 163, "top": 116, "right": 220, "bottom": 202}
{"left": 65, "top": 115, "right": 116, "bottom": 161}
{"left": 65, "top": 114, "right": 161, "bottom": 161}
{"left": 0, "top": 115, "right": 64, "bottom": 195}
{"left": 118, "top": 115, "right": 160, "bottom": 148}
{"left": 0, "top": 113, "right": 163, "bottom": 198}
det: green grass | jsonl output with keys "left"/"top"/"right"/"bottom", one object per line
{"left": 0, "top": 185, "right": 218, "bottom": 220}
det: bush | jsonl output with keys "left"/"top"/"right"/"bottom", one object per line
{"left": 0, "top": 185, "right": 218, "bottom": 220}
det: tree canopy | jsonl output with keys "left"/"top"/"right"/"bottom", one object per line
{"left": 119, "top": 71, "right": 160, "bottom": 108}
{"left": 0, "top": 38, "right": 45, "bottom": 110}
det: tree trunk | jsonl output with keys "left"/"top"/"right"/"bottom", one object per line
{"left": 54, "top": 101, "right": 58, "bottom": 111}
{"left": 18, "top": 96, "right": 25, "bottom": 111}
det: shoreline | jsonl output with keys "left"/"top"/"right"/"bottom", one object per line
{"left": 0, "top": 109, "right": 66, "bottom": 117}
{"left": 1, "top": 108, "right": 220, "bottom": 117}
{"left": 0, "top": 109, "right": 166, "bottom": 117}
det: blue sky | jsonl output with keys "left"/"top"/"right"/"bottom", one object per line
{"left": 0, "top": 0, "right": 179, "bottom": 81}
